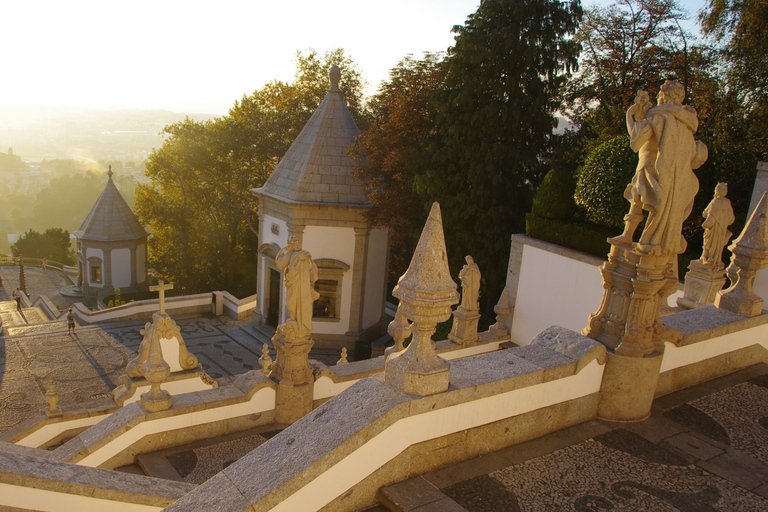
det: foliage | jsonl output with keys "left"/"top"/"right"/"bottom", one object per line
{"left": 700, "top": 0, "right": 768, "bottom": 161}
{"left": 526, "top": 213, "right": 614, "bottom": 258}
{"left": 136, "top": 49, "right": 364, "bottom": 296}
{"left": 415, "top": 0, "right": 583, "bottom": 312}
{"left": 574, "top": 135, "right": 637, "bottom": 227}
{"left": 531, "top": 168, "right": 578, "bottom": 220}
{"left": 567, "top": 0, "right": 698, "bottom": 137}
{"left": 351, "top": 53, "right": 446, "bottom": 281}
{"left": 11, "top": 228, "right": 73, "bottom": 264}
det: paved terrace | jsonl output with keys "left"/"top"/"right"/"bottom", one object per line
{"left": 370, "top": 364, "right": 768, "bottom": 512}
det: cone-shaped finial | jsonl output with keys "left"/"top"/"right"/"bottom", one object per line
{"left": 107, "top": 165, "right": 113, "bottom": 179}
{"left": 731, "top": 192, "right": 768, "bottom": 258}
{"left": 392, "top": 202, "right": 459, "bottom": 321}
{"left": 329, "top": 65, "right": 341, "bottom": 91}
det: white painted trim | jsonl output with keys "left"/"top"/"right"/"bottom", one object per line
{"left": 77, "top": 387, "right": 276, "bottom": 467}
{"left": 660, "top": 323, "right": 768, "bottom": 373}
{"left": 271, "top": 359, "right": 604, "bottom": 512}
{"left": 0, "top": 482, "right": 161, "bottom": 512}
{"left": 17, "top": 414, "right": 110, "bottom": 448}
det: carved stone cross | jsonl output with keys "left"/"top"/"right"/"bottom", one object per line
{"left": 149, "top": 280, "right": 174, "bottom": 315}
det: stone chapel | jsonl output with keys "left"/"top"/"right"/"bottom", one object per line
{"left": 251, "top": 65, "right": 389, "bottom": 350}
{"left": 73, "top": 166, "right": 149, "bottom": 299}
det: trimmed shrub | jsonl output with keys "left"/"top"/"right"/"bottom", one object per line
{"left": 531, "top": 167, "right": 577, "bottom": 219}
{"left": 526, "top": 213, "right": 614, "bottom": 258}
{"left": 575, "top": 135, "right": 637, "bottom": 227}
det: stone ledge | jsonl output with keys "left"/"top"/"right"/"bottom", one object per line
{"left": 0, "top": 449, "right": 195, "bottom": 507}
{"left": 661, "top": 307, "right": 768, "bottom": 346}
{"left": 166, "top": 328, "right": 604, "bottom": 511}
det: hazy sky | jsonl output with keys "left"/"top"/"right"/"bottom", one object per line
{"left": 2, "top": 0, "right": 708, "bottom": 116}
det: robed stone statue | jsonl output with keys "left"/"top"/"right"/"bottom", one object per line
{"left": 275, "top": 236, "right": 319, "bottom": 338}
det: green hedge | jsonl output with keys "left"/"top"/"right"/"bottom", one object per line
{"left": 526, "top": 213, "right": 615, "bottom": 258}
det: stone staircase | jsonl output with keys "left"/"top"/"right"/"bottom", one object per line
{"left": 0, "top": 300, "right": 56, "bottom": 334}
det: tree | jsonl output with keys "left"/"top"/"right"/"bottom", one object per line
{"left": 135, "top": 49, "right": 365, "bottom": 295}
{"left": 416, "top": 0, "right": 582, "bottom": 313}
{"left": 351, "top": 53, "right": 446, "bottom": 282}
{"left": 567, "top": 0, "right": 700, "bottom": 137}
{"left": 700, "top": 0, "right": 768, "bottom": 160}
{"left": 11, "top": 228, "right": 73, "bottom": 264}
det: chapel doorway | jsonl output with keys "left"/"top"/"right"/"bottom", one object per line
{"left": 267, "top": 268, "right": 281, "bottom": 327}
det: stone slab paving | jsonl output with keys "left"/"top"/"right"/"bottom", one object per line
{"left": 413, "top": 365, "right": 768, "bottom": 512}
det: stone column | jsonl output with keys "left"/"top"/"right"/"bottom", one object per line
{"left": 347, "top": 226, "right": 370, "bottom": 336}
{"left": 385, "top": 203, "right": 459, "bottom": 396}
{"left": 103, "top": 248, "right": 113, "bottom": 294}
{"left": 129, "top": 246, "right": 138, "bottom": 289}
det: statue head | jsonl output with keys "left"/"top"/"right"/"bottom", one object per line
{"left": 287, "top": 236, "right": 301, "bottom": 251}
{"left": 657, "top": 79, "right": 685, "bottom": 106}
{"left": 465, "top": 255, "right": 474, "bottom": 265}
{"left": 715, "top": 182, "right": 728, "bottom": 197}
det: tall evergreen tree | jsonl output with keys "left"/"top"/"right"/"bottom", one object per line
{"left": 416, "top": 0, "right": 582, "bottom": 310}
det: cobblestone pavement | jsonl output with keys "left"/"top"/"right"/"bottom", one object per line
{"left": 379, "top": 365, "right": 768, "bottom": 512}
{"left": 0, "top": 311, "right": 341, "bottom": 434}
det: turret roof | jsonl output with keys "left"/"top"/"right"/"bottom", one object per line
{"left": 254, "top": 65, "right": 368, "bottom": 205}
{"left": 75, "top": 167, "right": 148, "bottom": 242}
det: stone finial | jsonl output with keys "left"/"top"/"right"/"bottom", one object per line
{"left": 45, "top": 379, "right": 62, "bottom": 417}
{"left": 259, "top": 343, "right": 273, "bottom": 375}
{"left": 337, "top": 347, "right": 349, "bottom": 365}
{"left": 329, "top": 65, "right": 341, "bottom": 91}
{"left": 715, "top": 192, "right": 768, "bottom": 316}
{"left": 386, "top": 202, "right": 459, "bottom": 396}
{"left": 489, "top": 286, "right": 511, "bottom": 337}
{"left": 107, "top": 165, "right": 113, "bottom": 179}
{"left": 385, "top": 307, "right": 411, "bottom": 357}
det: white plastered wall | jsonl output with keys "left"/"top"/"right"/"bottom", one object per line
{"left": 510, "top": 244, "right": 686, "bottom": 345}
{"left": 302, "top": 225, "right": 355, "bottom": 335}
{"left": 362, "top": 228, "right": 388, "bottom": 330}
{"left": 111, "top": 248, "right": 131, "bottom": 288}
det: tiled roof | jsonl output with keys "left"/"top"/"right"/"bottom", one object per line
{"left": 75, "top": 169, "right": 148, "bottom": 242}
{"left": 256, "top": 66, "right": 368, "bottom": 205}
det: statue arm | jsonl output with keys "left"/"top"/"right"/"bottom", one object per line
{"left": 626, "top": 106, "right": 652, "bottom": 152}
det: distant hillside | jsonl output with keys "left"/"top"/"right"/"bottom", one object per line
{"left": 0, "top": 106, "right": 217, "bottom": 163}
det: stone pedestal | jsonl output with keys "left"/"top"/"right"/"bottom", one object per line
{"left": 597, "top": 351, "right": 663, "bottom": 421}
{"left": 386, "top": 324, "right": 450, "bottom": 396}
{"left": 583, "top": 244, "right": 679, "bottom": 357}
{"left": 677, "top": 260, "right": 727, "bottom": 309}
{"left": 448, "top": 308, "right": 480, "bottom": 345}
{"left": 271, "top": 327, "right": 314, "bottom": 423}
{"left": 275, "top": 381, "right": 314, "bottom": 425}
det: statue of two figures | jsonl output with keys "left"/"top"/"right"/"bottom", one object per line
{"left": 585, "top": 79, "right": 709, "bottom": 357}
{"left": 609, "top": 80, "right": 708, "bottom": 257}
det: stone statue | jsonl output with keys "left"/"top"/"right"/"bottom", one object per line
{"left": 458, "top": 255, "right": 481, "bottom": 311}
{"left": 609, "top": 80, "right": 707, "bottom": 256}
{"left": 275, "top": 236, "right": 319, "bottom": 337}
{"left": 700, "top": 183, "right": 735, "bottom": 269}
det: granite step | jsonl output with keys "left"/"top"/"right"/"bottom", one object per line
{"left": 237, "top": 323, "right": 276, "bottom": 348}
{"left": 379, "top": 476, "right": 469, "bottom": 512}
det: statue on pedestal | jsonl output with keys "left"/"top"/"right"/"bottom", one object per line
{"left": 609, "top": 80, "right": 707, "bottom": 256}
{"left": 449, "top": 255, "right": 481, "bottom": 345}
{"left": 275, "top": 236, "right": 319, "bottom": 338}
{"left": 700, "top": 183, "right": 735, "bottom": 269}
